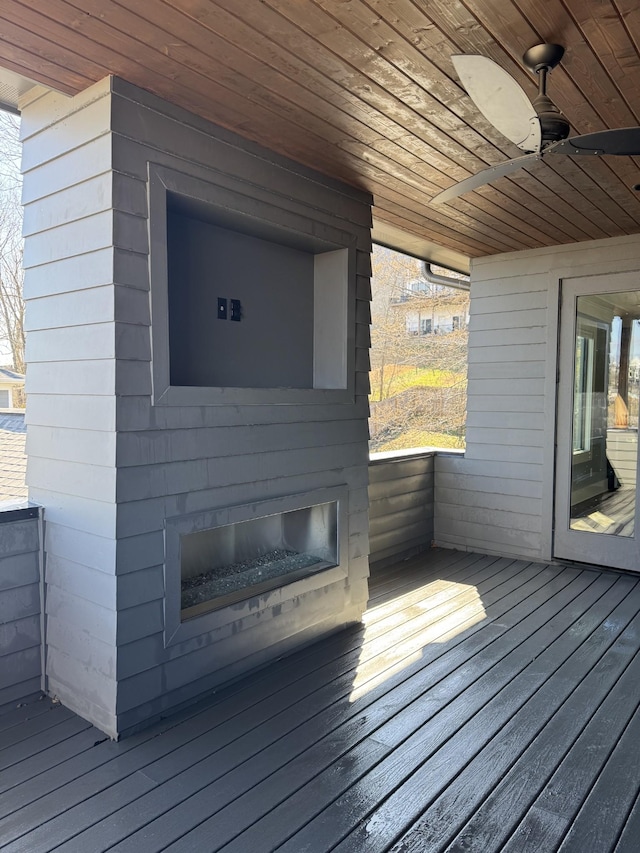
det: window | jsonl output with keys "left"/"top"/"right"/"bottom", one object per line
{"left": 573, "top": 332, "right": 594, "bottom": 454}
{"left": 0, "top": 389, "right": 9, "bottom": 408}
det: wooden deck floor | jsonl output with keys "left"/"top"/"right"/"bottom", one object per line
{"left": 2, "top": 548, "right": 640, "bottom": 852}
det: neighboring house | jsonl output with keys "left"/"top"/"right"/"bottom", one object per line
{"left": 0, "top": 412, "right": 27, "bottom": 503}
{"left": 391, "top": 280, "right": 470, "bottom": 335}
{"left": 0, "top": 367, "right": 25, "bottom": 410}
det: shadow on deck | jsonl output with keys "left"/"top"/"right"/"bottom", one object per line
{"left": 2, "top": 548, "right": 640, "bottom": 852}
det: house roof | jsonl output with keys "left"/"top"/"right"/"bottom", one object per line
{"left": 3, "top": 2, "right": 640, "bottom": 268}
{"left": 0, "top": 367, "right": 25, "bottom": 384}
{"left": 0, "top": 412, "right": 26, "bottom": 503}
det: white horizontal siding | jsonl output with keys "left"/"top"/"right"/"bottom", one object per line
{"left": 471, "top": 233, "right": 640, "bottom": 281}
{"left": 470, "top": 327, "right": 547, "bottom": 348}
{"left": 27, "top": 425, "right": 116, "bottom": 466}
{"left": 467, "top": 362, "right": 546, "bottom": 380}
{"left": 466, "top": 411, "right": 546, "bottom": 430}
{"left": 437, "top": 485, "right": 541, "bottom": 516}
{"left": 24, "top": 286, "right": 149, "bottom": 334}
{"left": 435, "top": 471, "right": 543, "bottom": 500}
{"left": 467, "top": 377, "right": 546, "bottom": 397}
{"left": 26, "top": 322, "right": 116, "bottom": 362}
{"left": 466, "top": 426, "right": 545, "bottom": 448}
{"left": 28, "top": 456, "right": 116, "bottom": 502}
{"left": 25, "top": 286, "right": 114, "bottom": 331}
{"left": 20, "top": 84, "right": 120, "bottom": 735}
{"left": 22, "top": 135, "right": 112, "bottom": 205}
{"left": 43, "top": 521, "right": 116, "bottom": 574}
{"left": 467, "top": 394, "right": 546, "bottom": 414}
{"left": 434, "top": 248, "right": 550, "bottom": 558}
{"left": 437, "top": 501, "right": 542, "bottom": 533}
{"left": 46, "top": 554, "right": 116, "bottom": 606}
{"left": 46, "top": 616, "right": 116, "bottom": 679}
{"left": 45, "top": 645, "right": 117, "bottom": 736}
{"left": 45, "top": 584, "right": 115, "bottom": 643}
{"left": 23, "top": 210, "right": 113, "bottom": 269}
{"left": 23, "top": 249, "right": 115, "bottom": 300}
{"left": 470, "top": 290, "right": 547, "bottom": 316}
{"left": 26, "top": 395, "right": 116, "bottom": 430}
{"left": 22, "top": 172, "right": 113, "bottom": 236}
{"left": 469, "top": 307, "right": 548, "bottom": 331}
{"left": 21, "top": 92, "right": 111, "bottom": 173}
{"left": 20, "top": 79, "right": 111, "bottom": 140}
{"left": 436, "top": 233, "right": 640, "bottom": 562}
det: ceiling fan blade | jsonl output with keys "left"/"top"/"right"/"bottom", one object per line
{"left": 548, "top": 127, "right": 640, "bottom": 156}
{"left": 431, "top": 153, "right": 540, "bottom": 205}
{"left": 452, "top": 54, "right": 541, "bottom": 153}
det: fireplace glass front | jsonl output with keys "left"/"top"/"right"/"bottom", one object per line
{"left": 180, "top": 501, "right": 339, "bottom": 619}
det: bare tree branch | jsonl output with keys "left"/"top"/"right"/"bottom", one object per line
{"left": 0, "top": 111, "right": 24, "bottom": 373}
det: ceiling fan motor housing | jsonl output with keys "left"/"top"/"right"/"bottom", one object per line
{"left": 533, "top": 93, "right": 571, "bottom": 143}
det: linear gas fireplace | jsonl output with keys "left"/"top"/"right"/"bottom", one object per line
{"left": 180, "top": 501, "right": 338, "bottom": 618}
{"left": 163, "top": 488, "right": 349, "bottom": 646}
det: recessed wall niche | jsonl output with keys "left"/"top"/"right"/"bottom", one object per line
{"left": 148, "top": 164, "right": 356, "bottom": 406}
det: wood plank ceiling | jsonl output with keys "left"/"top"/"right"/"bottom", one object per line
{"left": 3, "top": 0, "right": 640, "bottom": 270}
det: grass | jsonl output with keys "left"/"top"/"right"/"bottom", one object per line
{"left": 375, "top": 428, "right": 465, "bottom": 452}
{"left": 370, "top": 364, "right": 464, "bottom": 402}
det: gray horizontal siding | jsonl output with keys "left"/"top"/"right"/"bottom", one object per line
{"left": 0, "top": 514, "right": 42, "bottom": 707}
{"left": 368, "top": 452, "right": 435, "bottom": 568}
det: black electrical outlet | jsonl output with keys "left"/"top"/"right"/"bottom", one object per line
{"left": 230, "top": 299, "right": 242, "bottom": 321}
{"left": 217, "top": 297, "right": 228, "bottom": 320}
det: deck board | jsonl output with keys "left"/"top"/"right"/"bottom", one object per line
{"left": 101, "top": 563, "right": 574, "bottom": 851}
{"left": 1, "top": 549, "right": 640, "bottom": 853}
{"left": 229, "top": 575, "right": 621, "bottom": 853}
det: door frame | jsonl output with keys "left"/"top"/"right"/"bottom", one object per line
{"left": 553, "top": 270, "right": 640, "bottom": 571}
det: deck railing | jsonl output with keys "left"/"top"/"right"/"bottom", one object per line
{"left": 0, "top": 504, "right": 42, "bottom": 707}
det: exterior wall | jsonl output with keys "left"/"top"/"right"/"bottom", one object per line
{"left": 435, "top": 233, "right": 640, "bottom": 561}
{"left": 21, "top": 78, "right": 372, "bottom": 737}
{"left": 20, "top": 81, "right": 119, "bottom": 734}
{"left": 368, "top": 450, "right": 435, "bottom": 567}
{"left": 0, "top": 509, "right": 41, "bottom": 707}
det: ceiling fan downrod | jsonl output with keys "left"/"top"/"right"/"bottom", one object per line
{"left": 523, "top": 43, "right": 570, "bottom": 144}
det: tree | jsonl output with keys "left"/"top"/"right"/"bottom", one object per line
{"left": 370, "top": 246, "right": 422, "bottom": 402}
{"left": 369, "top": 244, "right": 470, "bottom": 452}
{"left": 0, "top": 111, "right": 24, "bottom": 374}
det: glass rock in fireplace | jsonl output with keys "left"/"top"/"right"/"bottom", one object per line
{"left": 180, "top": 501, "right": 338, "bottom": 618}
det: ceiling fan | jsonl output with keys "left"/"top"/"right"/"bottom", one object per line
{"left": 431, "top": 44, "right": 640, "bottom": 205}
